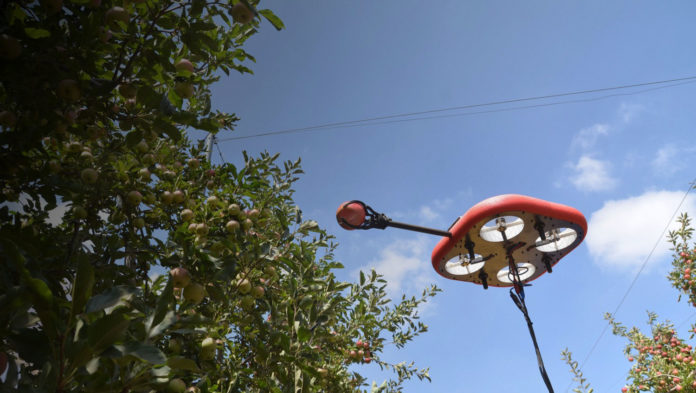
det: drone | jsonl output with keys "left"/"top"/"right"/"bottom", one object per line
{"left": 336, "top": 194, "right": 587, "bottom": 393}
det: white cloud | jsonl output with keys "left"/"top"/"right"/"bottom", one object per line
{"left": 651, "top": 144, "right": 696, "bottom": 176}
{"left": 586, "top": 190, "right": 696, "bottom": 270}
{"left": 572, "top": 124, "right": 610, "bottom": 150}
{"left": 354, "top": 236, "right": 436, "bottom": 298}
{"left": 618, "top": 103, "right": 644, "bottom": 124}
{"left": 569, "top": 156, "right": 617, "bottom": 191}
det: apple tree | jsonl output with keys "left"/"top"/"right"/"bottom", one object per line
{"left": 0, "top": 1, "right": 437, "bottom": 392}
{"left": 563, "top": 213, "right": 696, "bottom": 393}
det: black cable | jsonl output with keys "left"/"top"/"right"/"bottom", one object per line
{"left": 217, "top": 76, "right": 696, "bottom": 142}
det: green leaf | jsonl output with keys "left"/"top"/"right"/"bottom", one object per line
{"left": 259, "top": 9, "right": 285, "bottom": 31}
{"left": 150, "top": 278, "right": 174, "bottom": 331}
{"left": 87, "top": 312, "right": 130, "bottom": 352}
{"left": 121, "top": 342, "right": 167, "bottom": 364}
{"left": 148, "top": 310, "right": 176, "bottom": 339}
{"left": 85, "top": 286, "right": 137, "bottom": 314}
{"left": 137, "top": 85, "right": 163, "bottom": 109}
{"left": 296, "top": 326, "right": 311, "bottom": 343}
{"left": 167, "top": 356, "right": 200, "bottom": 372}
{"left": 154, "top": 118, "right": 181, "bottom": 141}
{"left": 24, "top": 27, "right": 51, "bottom": 39}
{"left": 126, "top": 130, "right": 144, "bottom": 148}
{"left": 71, "top": 256, "right": 94, "bottom": 315}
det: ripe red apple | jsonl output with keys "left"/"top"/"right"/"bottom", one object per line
{"left": 621, "top": 387, "right": 627, "bottom": 393}
{"left": 170, "top": 267, "right": 191, "bottom": 288}
{"left": 174, "top": 82, "right": 194, "bottom": 98}
{"left": 175, "top": 59, "right": 195, "bottom": 73}
{"left": 183, "top": 283, "right": 205, "bottom": 304}
{"left": 167, "top": 378, "right": 186, "bottom": 393}
{"left": 230, "top": 2, "right": 254, "bottom": 24}
{"left": 336, "top": 201, "right": 366, "bottom": 230}
{"left": 364, "top": 357, "right": 372, "bottom": 363}
{"left": 57, "top": 79, "right": 81, "bottom": 102}
{"left": 106, "top": 7, "right": 129, "bottom": 29}
{"left": 0, "top": 34, "right": 21, "bottom": 59}
{"left": 237, "top": 278, "right": 251, "bottom": 294}
{"left": 81, "top": 168, "right": 98, "bottom": 184}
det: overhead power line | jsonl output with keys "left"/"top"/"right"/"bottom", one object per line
{"left": 565, "top": 179, "right": 696, "bottom": 393}
{"left": 217, "top": 75, "right": 696, "bottom": 142}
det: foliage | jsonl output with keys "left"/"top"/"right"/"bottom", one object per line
{"left": 563, "top": 212, "right": 696, "bottom": 393}
{"left": 0, "top": 1, "right": 437, "bottom": 392}
{"left": 561, "top": 349, "right": 594, "bottom": 393}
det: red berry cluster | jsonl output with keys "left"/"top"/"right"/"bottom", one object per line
{"left": 670, "top": 249, "right": 696, "bottom": 308}
{"left": 346, "top": 340, "right": 372, "bottom": 364}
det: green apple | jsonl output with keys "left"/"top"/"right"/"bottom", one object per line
{"left": 134, "top": 139, "right": 149, "bottom": 153}
{"left": 237, "top": 278, "right": 251, "bottom": 294}
{"left": 175, "top": 59, "right": 195, "bottom": 73}
{"left": 161, "top": 191, "right": 173, "bottom": 204}
{"left": 105, "top": 7, "right": 129, "bottom": 29}
{"left": 132, "top": 217, "right": 145, "bottom": 229}
{"left": 174, "top": 82, "right": 194, "bottom": 99}
{"left": 183, "top": 283, "right": 205, "bottom": 304}
{"left": 81, "top": 168, "right": 98, "bottom": 184}
{"left": 228, "top": 203, "right": 241, "bottom": 215}
{"left": 195, "top": 223, "right": 209, "bottom": 235}
{"left": 226, "top": 219, "right": 240, "bottom": 232}
{"left": 240, "top": 295, "right": 255, "bottom": 311}
{"left": 230, "top": 2, "right": 254, "bottom": 24}
{"left": 72, "top": 205, "right": 88, "bottom": 220}
{"left": 168, "top": 337, "right": 182, "bottom": 353}
{"left": 138, "top": 168, "right": 151, "bottom": 180}
{"left": 125, "top": 190, "right": 142, "bottom": 206}
{"left": 172, "top": 190, "right": 185, "bottom": 204}
{"left": 200, "top": 337, "right": 216, "bottom": 360}
{"left": 180, "top": 209, "right": 194, "bottom": 222}
{"left": 250, "top": 285, "right": 265, "bottom": 299}
{"left": 167, "top": 378, "right": 186, "bottom": 393}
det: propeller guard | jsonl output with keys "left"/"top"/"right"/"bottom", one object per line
{"left": 431, "top": 194, "right": 587, "bottom": 288}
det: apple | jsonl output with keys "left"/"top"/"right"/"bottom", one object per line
{"left": 317, "top": 368, "right": 328, "bottom": 378}
{"left": 364, "top": 357, "right": 372, "bottom": 363}
{"left": 0, "top": 111, "right": 17, "bottom": 127}
{"left": 161, "top": 191, "right": 173, "bottom": 204}
{"left": 118, "top": 83, "right": 137, "bottom": 98}
{"left": 188, "top": 157, "right": 200, "bottom": 168}
{"left": 172, "top": 190, "right": 185, "bottom": 204}
{"left": 228, "top": 203, "right": 241, "bottom": 215}
{"left": 174, "top": 82, "right": 194, "bottom": 99}
{"left": 210, "top": 241, "right": 225, "bottom": 257}
{"left": 181, "top": 209, "right": 194, "bottom": 222}
{"left": 170, "top": 267, "right": 191, "bottom": 288}
{"left": 80, "top": 151, "right": 93, "bottom": 161}
{"left": 168, "top": 337, "right": 182, "bottom": 353}
{"left": 186, "top": 387, "right": 201, "bottom": 393}
{"left": 183, "top": 283, "right": 205, "bottom": 304}
{"left": 200, "top": 337, "right": 216, "bottom": 360}
{"left": 356, "top": 340, "right": 363, "bottom": 348}
{"left": 206, "top": 169, "right": 215, "bottom": 177}
{"left": 195, "top": 223, "right": 209, "bottom": 235}
{"left": 81, "top": 168, "right": 98, "bottom": 184}
{"left": 175, "top": 59, "right": 195, "bottom": 73}
{"left": 240, "top": 295, "right": 255, "bottom": 310}
{"left": 250, "top": 285, "right": 265, "bottom": 299}
{"left": 247, "top": 208, "right": 260, "bottom": 219}
{"left": 57, "top": 79, "right": 81, "bottom": 102}
{"left": 126, "top": 190, "right": 142, "bottom": 206}
{"left": 226, "top": 219, "right": 240, "bottom": 232}
{"left": 264, "top": 266, "right": 277, "bottom": 278}
{"left": 0, "top": 34, "right": 21, "bottom": 60}
{"left": 73, "top": 205, "right": 88, "bottom": 220}
{"left": 134, "top": 139, "right": 149, "bottom": 153}
{"left": 138, "top": 168, "right": 151, "bottom": 180}
{"left": 187, "top": 223, "right": 197, "bottom": 232}
{"left": 167, "top": 378, "right": 186, "bottom": 393}
{"left": 237, "top": 278, "right": 251, "bottom": 294}
{"left": 142, "top": 153, "right": 155, "bottom": 165}
{"left": 106, "top": 7, "right": 129, "bottom": 29}
{"left": 230, "top": 2, "right": 254, "bottom": 24}
{"left": 206, "top": 195, "right": 220, "bottom": 206}
{"left": 242, "top": 218, "right": 253, "bottom": 231}
{"left": 621, "top": 388, "right": 627, "bottom": 393}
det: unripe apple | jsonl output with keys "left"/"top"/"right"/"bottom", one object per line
{"left": 242, "top": 218, "right": 253, "bottom": 230}
{"left": 163, "top": 170, "right": 177, "bottom": 179}
{"left": 187, "top": 223, "right": 197, "bottom": 232}
{"left": 168, "top": 337, "right": 182, "bottom": 353}
{"left": 132, "top": 217, "right": 145, "bottom": 229}
{"left": 200, "top": 337, "right": 216, "bottom": 360}
{"left": 227, "top": 203, "right": 241, "bottom": 215}
{"left": 80, "top": 151, "right": 93, "bottom": 161}
{"left": 195, "top": 223, "right": 209, "bottom": 235}
{"left": 173, "top": 190, "right": 185, "bottom": 204}
{"left": 210, "top": 241, "right": 225, "bottom": 257}
{"left": 186, "top": 387, "right": 201, "bottom": 393}
{"left": 118, "top": 83, "right": 137, "bottom": 98}
{"left": 240, "top": 295, "right": 255, "bottom": 310}
{"left": 0, "top": 34, "right": 21, "bottom": 60}
{"left": 317, "top": 367, "right": 328, "bottom": 378}
{"left": 72, "top": 205, "right": 88, "bottom": 220}
{"left": 167, "top": 378, "right": 186, "bottom": 393}
{"left": 170, "top": 267, "right": 191, "bottom": 288}
{"left": 187, "top": 157, "right": 200, "bottom": 168}
{"left": 138, "top": 168, "right": 151, "bottom": 180}
{"left": 0, "top": 111, "right": 17, "bottom": 127}
{"left": 105, "top": 6, "right": 129, "bottom": 29}
{"left": 230, "top": 2, "right": 254, "bottom": 24}
{"left": 250, "top": 285, "right": 265, "bottom": 299}
{"left": 174, "top": 82, "right": 194, "bottom": 99}
{"left": 247, "top": 208, "right": 260, "bottom": 219}
{"left": 237, "top": 278, "right": 251, "bottom": 294}
{"left": 161, "top": 191, "right": 173, "bottom": 204}
{"left": 126, "top": 190, "right": 142, "bottom": 206}
{"left": 206, "top": 195, "right": 219, "bottom": 206}
{"left": 81, "top": 168, "right": 98, "bottom": 184}
{"left": 57, "top": 79, "right": 81, "bottom": 102}
{"left": 134, "top": 139, "right": 149, "bottom": 153}
{"left": 183, "top": 283, "right": 205, "bottom": 304}
{"left": 142, "top": 153, "right": 155, "bottom": 165}
{"left": 175, "top": 59, "right": 195, "bottom": 73}
{"left": 180, "top": 209, "right": 194, "bottom": 222}
{"left": 226, "top": 219, "right": 240, "bottom": 232}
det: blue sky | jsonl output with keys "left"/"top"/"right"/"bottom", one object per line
{"left": 203, "top": 1, "right": 696, "bottom": 391}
